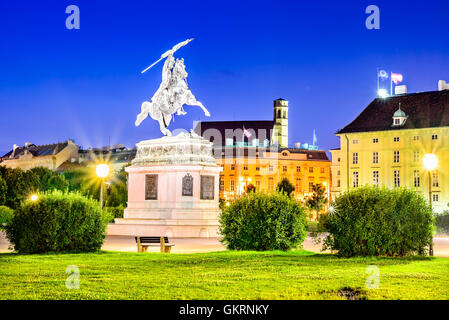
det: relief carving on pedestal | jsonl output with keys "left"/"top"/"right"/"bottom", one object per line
{"left": 145, "top": 174, "right": 158, "bottom": 200}
{"left": 200, "top": 175, "right": 214, "bottom": 200}
{"left": 182, "top": 173, "right": 193, "bottom": 197}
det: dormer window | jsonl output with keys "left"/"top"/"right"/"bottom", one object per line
{"left": 392, "top": 103, "right": 407, "bottom": 127}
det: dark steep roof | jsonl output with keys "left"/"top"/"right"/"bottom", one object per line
{"left": 194, "top": 120, "right": 275, "bottom": 146}
{"left": 1, "top": 142, "right": 69, "bottom": 160}
{"left": 337, "top": 90, "right": 449, "bottom": 134}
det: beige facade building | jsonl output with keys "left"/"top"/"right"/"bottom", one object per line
{"left": 336, "top": 88, "right": 449, "bottom": 213}
{"left": 330, "top": 148, "right": 341, "bottom": 200}
{"left": 0, "top": 140, "right": 79, "bottom": 171}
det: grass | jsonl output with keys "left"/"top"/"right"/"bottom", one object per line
{"left": 0, "top": 250, "right": 448, "bottom": 300}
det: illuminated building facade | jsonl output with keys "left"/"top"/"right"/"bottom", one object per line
{"left": 336, "top": 88, "right": 449, "bottom": 213}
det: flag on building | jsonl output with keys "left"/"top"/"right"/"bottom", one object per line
{"left": 391, "top": 73, "right": 403, "bottom": 85}
{"left": 243, "top": 126, "right": 252, "bottom": 138}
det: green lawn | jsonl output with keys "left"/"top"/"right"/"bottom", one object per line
{"left": 0, "top": 250, "right": 448, "bottom": 300}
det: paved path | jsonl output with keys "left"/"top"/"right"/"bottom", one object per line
{"left": 1, "top": 231, "right": 449, "bottom": 256}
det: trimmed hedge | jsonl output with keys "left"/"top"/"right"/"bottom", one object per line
{"left": 320, "top": 186, "right": 433, "bottom": 257}
{"left": 0, "top": 206, "right": 13, "bottom": 230}
{"left": 219, "top": 192, "right": 308, "bottom": 251}
{"left": 6, "top": 191, "right": 108, "bottom": 253}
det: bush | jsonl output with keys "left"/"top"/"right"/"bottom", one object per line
{"left": 6, "top": 191, "right": 108, "bottom": 253}
{"left": 435, "top": 211, "right": 449, "bottom": 235}
{"left": 219, "top": 192, "right": 308, "bottom": 251}
{"left": 319, "top": 186, "right": 433, "bottom": 257}
{"left": 277, "top": 178, "right": 295, "bottom": 197}
{"left": 0, "top": 206, "right": 13, "bottom": 230}
{"left": 104, "top": 205, "right": 124, "bottom": 223}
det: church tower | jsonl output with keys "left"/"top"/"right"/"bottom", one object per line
{"left": 272, "top": 98, "right": 289, "bottom": 148}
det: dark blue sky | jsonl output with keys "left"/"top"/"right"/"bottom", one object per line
{"left": 1, "top": 0, "right": 448, "bottom": 154}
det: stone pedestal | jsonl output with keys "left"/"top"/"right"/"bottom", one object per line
{"left": 108, "top": 131, "right": 222, "bottom": 238}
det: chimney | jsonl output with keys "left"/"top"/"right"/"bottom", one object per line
{"left": 438, "top": 80, "right": 449, "bottom": 91}
{"left": 395, "top": 85, "right": 407, "bottom": 95}
{"left": 10, "top": 144, "right": 19, "bottom": 159}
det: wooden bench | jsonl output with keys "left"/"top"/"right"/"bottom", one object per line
{"left": 135, "top": 236, "right": 174, "bottom": 253}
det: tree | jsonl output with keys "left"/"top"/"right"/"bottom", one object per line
{"left": 277, "top": 178, "right": 295, "bottom": 197}
{"left": 306, "top": 183, "right": 328, "bottom": 219}
{"left": 246, "top": 183, "right": 256, "bottom": 194}
{"left": 29, "top": 167, "right": 69, "bottom": 192}
{"left": 0, "top": 176, "right": 6, "bottom": 206}
{"left": 2, "top": 168, "right": 40, "bottom": 209}
{"left": 105, "top": 166, "right": 128, "bottom": 208}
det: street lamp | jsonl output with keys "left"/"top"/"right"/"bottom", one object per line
{"left": 423, "top": 153, "right": 438, "bottom": 256}
{"left": 96, "top": 163, "right": 110, "bottom": 210}
{"left": 30, "top": 194, "right": 38, "bottom": 202}
{"left": 323, "top": 182, "right": 330, "bottom": 211}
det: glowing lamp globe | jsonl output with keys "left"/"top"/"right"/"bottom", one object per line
{"left": 30, "top": 194, "right": 38, "bottom": 202}
{"left": 377, "top": 89, "right": 389, "bottom": 98}
{"left": 96, "top": 164, "right": 110, "bottom": 178}
{"left": 423, "top": 153, "right": 438, "bottom": 171}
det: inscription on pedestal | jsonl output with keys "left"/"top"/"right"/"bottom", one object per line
{"left": 182, "top": 173, "right": 193, "bottom": 196}
{"left": 200, "top": 175, "right": 214, "bottom": 200}
{"left": 145, "top": 174, "right": 158, "bottom": 200}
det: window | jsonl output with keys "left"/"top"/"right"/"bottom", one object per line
{"left": 372, "top": 171, "right": 379, "bottom": 186}
{"left": 282, "top": 152, "right": 288, "bottom": 156}
{"left": 432, "top": 171, "right": 439, "bottom": 188}
{"left": 352, "top": 152, "right": 358, "bottom": 165}
{"left": 394, "top": 170, "right": 400, "bottom": 187}
{"left": 432, "top": 134, "right": 438, "bottom": 140}
{"left": 394, "top": 137, "right": 400, "bottom": 142}
{"left": 295, "top": 178, "right": 302, "bottom": 193}
{"left": 413, "top": 151, "right": 420, "bottom": 163}
{"left": 338, "top": 158, "right": 341, "bottom": 162}
{"left": 433, "top": 194, "right": 439, "bottom": 202}
{"left": 219, "top": 177, "right": 224, "bottom": 191}
{"left": 320, "top": 167, "right": 325, "bottom": 173}
{"left": 337, "top": 170, "right": 340, "bottom": 176}
{"left": 230, "top": 164, "right": 235, "bottom": 171}
{"left": 255, "top": 180, "right": 261, "bottom": 190}
{"left": 256, "top": 166, "right": 260, "bottom": 171}
{"left": 373, "top": 152, "right": 378, "bottom": 164}
{"left": 352, "top": 172, "right": 359, "bottom": 188}
{"left": 373, "top": 138, "right": 378, "bottom": 143}
{"left": 243, "top": 165, "right": 248, "bottom": 171}
{"left": 337, "top": 180, "right": 340, "bottom": 187}
{"left": 414, "top": 170, "right": 420, "bottom": 188}
{"left": 296, "top": 166, "right": 301, "bottom": 173}
{"left": 353, "top": 140, "right": 358, "bottom": 144}
{"left": 394, "top": 119, "right": 400, "bottom": 125}
{"left": 413, "top": 135, "right": 420, "bottom": 141}
{"left": 393, "top": 151, "right": 400, "bottom": 163}
{"left": 309, "top": 182, "right": 314, "bottom": 192}
{"left": 230, "top": 180, "right": 235, "bottom": 192}
{"left": 309, "top": 167, "right": 314, "bottom": 173}
{"left": 283, "top": 166, "right": 287, "bottom": 172}
{"left": 269, "top": 165, "right": 273, "bottom": 172}
{"left": 268, "top": 177, "right": 274, "bottom": 190}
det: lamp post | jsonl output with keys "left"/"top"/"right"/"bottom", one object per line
{"left": 423, "top": 153, "right": 438, "bottom": 256}
{"left": 96, "top": 163, "right": 110, "bottom": 211}
{"left": 323, "top": 182, "right": 330, "bottom": 211}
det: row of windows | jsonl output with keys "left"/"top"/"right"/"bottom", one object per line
{"left": 226, "top": 178, "right": 322, "bottom": 193}
{"left": 352, "top": 134, "right": 439, "bottom": 145}
{"left": 226, "top": 164, "right": 327, "bottom": 173}
{"left": 352, "top": 151, "right": 429, "bottom": 165}
{"left": 352, "top": 170, "right": 440, "bottom": 189}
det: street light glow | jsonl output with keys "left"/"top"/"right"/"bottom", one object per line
{"left": 96, "top": 163, "right": 110, "bottom": 178}
{"left": 423, "top": 153, "right": 438, "bottom": 171}
{"left": 30, "top": 194, "right": 38, "bottom": 201}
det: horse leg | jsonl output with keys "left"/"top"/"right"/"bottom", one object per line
{"left": 159, "top": 114, "right": 172, "bottom": 136}
{"left": 135, "top": 101, "right": 151, "bottom": 126}
{"left": 186, "top": 94, "right": 210, "bottom": 117}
